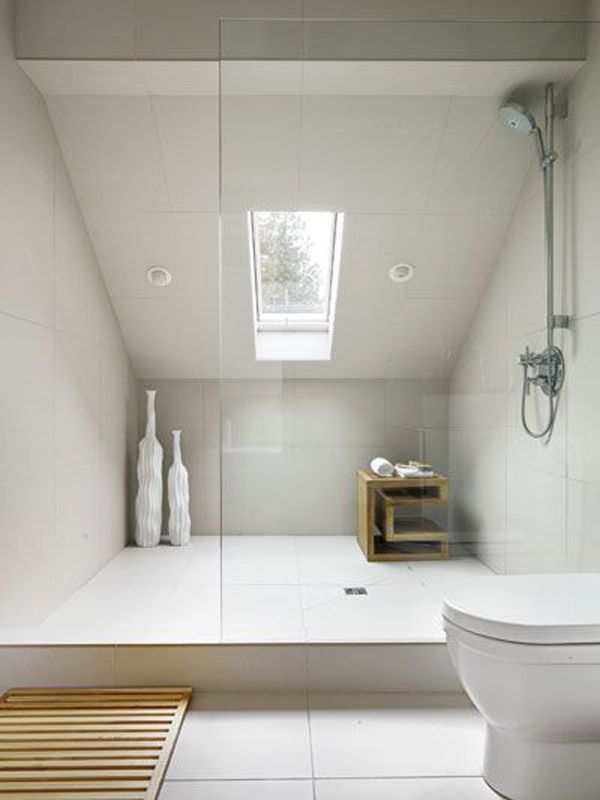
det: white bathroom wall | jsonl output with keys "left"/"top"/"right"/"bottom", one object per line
{"left": 449, "top": 21, "right": 600, "bottom": 573}
{"left": 0, "top": 0, "right": 136, "bottom": 624}
{"left": 138, "top": 378, "right": 448, "bottom": 536}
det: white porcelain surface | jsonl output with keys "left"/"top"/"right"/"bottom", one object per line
{"left": 446, "top": 616, "right": 600, "bottom": 800}
{"left": 444, "top": 573, "right": 600, "bottom": 644}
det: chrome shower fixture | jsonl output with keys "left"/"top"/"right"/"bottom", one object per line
{"left": 500, "top": 84, "right": 569, "bottom": 439}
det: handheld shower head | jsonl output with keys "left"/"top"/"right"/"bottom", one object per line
{"left": 499, "top": 101, "right": 538, "bottom": 136}
{"left": 499, "top": 99, "right": 547, "bottom": 165}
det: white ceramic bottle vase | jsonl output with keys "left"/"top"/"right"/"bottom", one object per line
{"left": 168, "top": 430, "right": 191, "bottom": 546}
{"left": 135, "top": 389, "right": 163, "bottom": 547}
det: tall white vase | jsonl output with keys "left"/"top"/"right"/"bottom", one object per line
{"left": 135, "top": 389, "right": 163, "bottom": 547}
{"left": 168, "top": 430, "right": 191, "bottom": 546}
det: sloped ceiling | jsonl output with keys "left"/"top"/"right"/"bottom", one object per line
{"left": 21, "top": 59, "right": 582, "bottom": 379}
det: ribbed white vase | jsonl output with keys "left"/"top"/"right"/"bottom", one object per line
{"left": 135, "top": 389, "right": 163, "bottom": 547}
{"left": 168, "top": 430, "right": 191, "bottom": 546}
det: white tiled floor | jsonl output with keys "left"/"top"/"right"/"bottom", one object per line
{"left": 0, "top": 536, "right": 492, "bottom": 644}
{"left": 159, "top": 692, "right": 498, "bottom": 799}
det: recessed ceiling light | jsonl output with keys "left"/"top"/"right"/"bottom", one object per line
{"left": 146, "top": 266, "right": 172, "bottom": 287}
{"left": 388, "top": 263, "right": 414, "bottom": 284}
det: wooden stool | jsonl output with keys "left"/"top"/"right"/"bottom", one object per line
{"left": 375, "top": 488, "right": 449, "bottom": 560}
{"left": 356, "top": 470, "right": 450, "bottom": 561}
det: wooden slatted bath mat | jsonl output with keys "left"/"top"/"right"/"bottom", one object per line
{"left": 0, "top": 686, "right": 192, "bottom": 799}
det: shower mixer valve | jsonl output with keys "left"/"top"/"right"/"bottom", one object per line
{"left": 519, "top": 345, "right": 565, "bottom": 397}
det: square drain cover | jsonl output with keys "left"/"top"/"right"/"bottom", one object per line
{"left": 344, "top": 587, "right": 368, "bottom": 595}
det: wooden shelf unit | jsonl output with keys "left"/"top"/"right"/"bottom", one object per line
{"left": 356, "top": 469, "right": 450, "bottom": 561}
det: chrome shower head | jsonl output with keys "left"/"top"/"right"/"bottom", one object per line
{"left": 499, "top": 101, "right": 538, "bottom": 136}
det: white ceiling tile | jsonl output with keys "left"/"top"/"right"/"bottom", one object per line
{"left": 302, "top": 61, "right": 469, "bottom": 96}
{"left": 152, "top": 96, "right": 219, "bottom": 212}
{"left": 339, "top": 212, "right": 510, "bottom": 300}
{"left": 19, "top": 60, "right": 219, "bottom": 97}
{"left": 142, "top": 62, "right": 218, "bottom": 95}
{"left": 48, "top": 96, "right": 170, "bottom": 213}
{"left": 112, "top": 297, "right": 219, "bottom": 378}
{"left": 221, "top": 61, "right": 305, "bottom": 96}
{"left": 298, "top": 95, "right": 450, "bottom": 213}
{"left": 19, "top": 60, "right": 147, "bottom": 96}
{"left": 86, "top": 211, "right": 218, "bottom": 299}
{"left": 425, "top": 96, "right": 534, "bottom": 214}
{"left": 221, "top": 95, "right": 302, "bottom": 211}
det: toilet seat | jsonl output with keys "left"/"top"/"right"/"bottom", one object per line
{"left": 443, "top": 573, "right": 600, "bottom": 645}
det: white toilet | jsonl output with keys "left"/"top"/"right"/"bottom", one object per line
{"left": 443, "top": 573, "right": 600, "bottom": 800}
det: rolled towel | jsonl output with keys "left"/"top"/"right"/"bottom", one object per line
{"left": 370, "top": 457, "right": 394, "bottom": 477}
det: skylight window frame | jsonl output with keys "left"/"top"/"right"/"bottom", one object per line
{"left": 248, "top": 210, "right": 344, "bottom": 333}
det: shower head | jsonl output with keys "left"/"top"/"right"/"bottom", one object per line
{"left": 499, "top": 101, "right": 538, "bottom": 136}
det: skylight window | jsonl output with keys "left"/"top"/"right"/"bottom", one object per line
{"left": 249, "top": 211, "right": 344, "bottom": 333}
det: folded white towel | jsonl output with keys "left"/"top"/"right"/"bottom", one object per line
{"left": 395, "top": 463, "right": 434, "bottom": 478}
{"left": 370, "top": 457, "right": 394, "bottom": 477}
{"left": 394, "top": 464, "right": 421, "bottom": 477}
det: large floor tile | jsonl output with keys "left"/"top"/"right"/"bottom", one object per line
{"left": 179, "top": 536, "right": 221, "bottom": 584}
{"left": 408, "top": 558, "right": 493, "bottom": 587}
{"left": 121, "top": 582, "right": 221, "bottom": 643}
{"left": 222, "top": 585, "right": 305, "bottom": 642}
{"left": 93, "top": 544, "right": 189, "bottom": 584}
{"left": 166, "top": 694, "right": 312, "bottom": 780}
{"left": 406, "top": 558, "right": 494, "bottom": 605}
{"left": 37, "top": 583, "right": 176, "bottom": 642}
{"left": 223, "top": 535, "right": 298, "bottom": 585}
{"left": 295, "top": 536, "right": 411, "bottom": 587}
{"left": 301, "top": 580, "right": 445, "bottom": 642}
{"left": 160, "top": 780, "right": 314, "bottom": 799}
{"left": 314, "top": 777, "right": 498, "bottom": 799}
{"left": 309, "top": 693, "right": 484, "bottom": 778}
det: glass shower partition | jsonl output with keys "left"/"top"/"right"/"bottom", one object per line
{"left": 218, "top": 17, "right": 587, "bottom": 642}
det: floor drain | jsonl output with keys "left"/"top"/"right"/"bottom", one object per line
{"left": 344, "top": 587, "right": 368, "bottom": 595}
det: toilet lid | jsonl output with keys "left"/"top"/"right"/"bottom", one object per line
{"left": 443, "top": 574, "right": 600, "bottom": 645}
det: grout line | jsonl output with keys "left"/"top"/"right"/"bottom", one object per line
{"left": 304, "top": 655, "right": 318, "bottom": 800}
{"left": 163, "top": 773, "right": 483, "bottom": 783}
